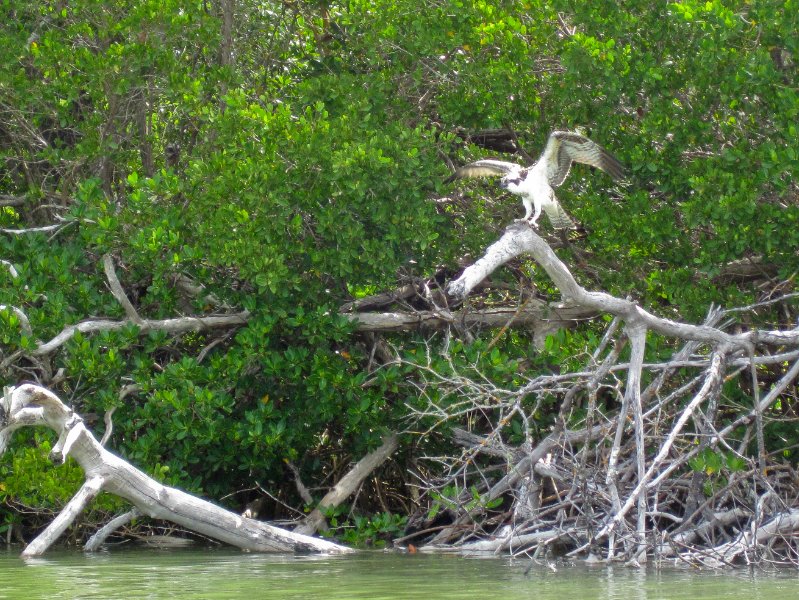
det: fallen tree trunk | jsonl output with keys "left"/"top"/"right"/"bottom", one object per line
{"left": 0, "top": 384, "right": 351, "bottom": 557}
{"left": 341, "top": 303, "right": 597, "bottom": 346}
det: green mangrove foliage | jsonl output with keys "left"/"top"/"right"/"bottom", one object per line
{"left": 0, "top": 0, "right": 797, "bottom": 545}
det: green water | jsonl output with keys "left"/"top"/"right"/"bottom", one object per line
{"left": 0, "top": 548, "right": 795, "bottom": 599}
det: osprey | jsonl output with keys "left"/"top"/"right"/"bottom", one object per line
{"left": 447, "top": 131, "right": 625, "bottom": 229}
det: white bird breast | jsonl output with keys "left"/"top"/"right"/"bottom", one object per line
{"left": 504, "top": 169, "right": 552, "bottom": 203}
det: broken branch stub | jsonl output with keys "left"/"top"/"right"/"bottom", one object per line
{"left": 0, "top": 384, "right": 351, "bottom": 557}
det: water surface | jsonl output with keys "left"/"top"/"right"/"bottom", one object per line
{"left": 0, "top": 547, "right": 795, "bottom": 599}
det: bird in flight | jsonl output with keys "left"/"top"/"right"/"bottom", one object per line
{"left": 446, "top": 131, "right": 625, "bottom": 229}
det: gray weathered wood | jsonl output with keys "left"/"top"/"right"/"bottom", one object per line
{"left": 0, "top": 384, "right": 352, "bottom": 557}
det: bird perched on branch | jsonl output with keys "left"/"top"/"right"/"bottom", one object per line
{"left": 446, "top": 130, "right": 625, "bottom": 229}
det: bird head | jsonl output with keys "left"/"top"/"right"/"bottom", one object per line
{"left": 500, "top": 169, "right": 527, "bottom": 193}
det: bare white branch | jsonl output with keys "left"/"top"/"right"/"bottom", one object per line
{"left": 0, "top": 305, "right": 33, "bottom": 338}
{"left": 32, "top": 311, "right": 250, "bottom": 356}
{"left": 102, "top": 254, "right": 142, "bottom": 323}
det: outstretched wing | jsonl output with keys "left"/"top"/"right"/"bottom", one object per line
{"left": 445, "top": 159, "right": 521, "bottom": 183}
{"left": 539, "top": 131, "right": 625, "bottom": 187}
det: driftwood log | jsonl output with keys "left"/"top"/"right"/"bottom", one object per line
{"left": 0, "top": 384, "right": 351, "bottom": 557}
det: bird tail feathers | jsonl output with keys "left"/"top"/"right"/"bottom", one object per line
{"left": 544, "top": 202, "right": 575, "bottom": 229}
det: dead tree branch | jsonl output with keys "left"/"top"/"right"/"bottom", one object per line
{"left": 295, "top": 433, "right": 399, "bottom": 536}
{"left": 401, "top": 221, "right": 799, "bottom": 564}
